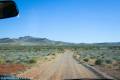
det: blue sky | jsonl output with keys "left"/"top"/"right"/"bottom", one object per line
{"left": 0, "top": 0, "right": 120, "bottom": 43}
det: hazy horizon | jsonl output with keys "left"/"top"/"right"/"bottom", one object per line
{"left": 0, "top": 0, "right": 120, "bottom": 43}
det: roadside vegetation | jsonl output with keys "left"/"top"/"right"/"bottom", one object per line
{"left": 0, "top": 45, "right": 65, "bottom": 74}
{"left": 73, "top": 46, "right": 120, "bottom": 79}
{"left": 0, "top": 44, "right": 120, "bottom": 79}
{"left": 0, "top": 45, "right": 64, "bottom": 65}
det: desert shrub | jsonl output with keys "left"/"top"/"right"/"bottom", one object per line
{"left": 83, "top": 58, "right": 89, "bottom": 62}
{"left": 28, "top": 58, "right": 36, "bottom": 64}
{"left": 113, "top": 57, "right": 120, "bottom": 61}
{"left": 90, "top": 56, "right": 96, "bottom": 59}
{"left": 105, "top": 59, "right": 112, "bottom": 64}
{"left": 5, "top": 59, "right": 13, "bottom": 63}
{"left": 52, "top": 53, "right": 55, "bottom": 56}
{"left": 95, "top": 59, "right": 102, "bottom": 65}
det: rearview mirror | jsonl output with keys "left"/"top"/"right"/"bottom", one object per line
{"left": 0, "top": 0, "right": 19, "bottom": 19}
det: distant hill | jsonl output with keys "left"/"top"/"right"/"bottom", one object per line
{"left": 0, "top": 38, "right": 15, "bottom": 43}
{"left": 0, "top": 36, "right": 120, "bottom": 46}
{"left": 92, "top": 42, "right": 120, "bottom": 46}
{"left": 0, "top": 36, "right": 74, "bottom": 46}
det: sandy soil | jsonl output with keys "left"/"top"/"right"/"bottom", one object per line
{"left": 17, "top": 51, "right": 100, "bottom": 80}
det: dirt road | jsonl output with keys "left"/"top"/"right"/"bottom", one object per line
{"left": 17, "top": 51, "right": 100, "bottom": 80}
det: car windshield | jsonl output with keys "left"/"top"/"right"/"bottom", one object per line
{"left": 0, "top": 0, "right": 120, "bottom": 80}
